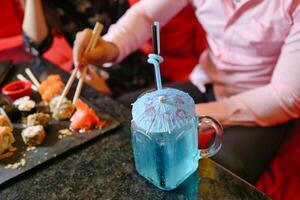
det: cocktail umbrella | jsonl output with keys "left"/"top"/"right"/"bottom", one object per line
{"left": 131, "top": 87, "right": 196, "bottom": 188}
{"left": 132, "top": 88, "right": 195, "bottom": 133}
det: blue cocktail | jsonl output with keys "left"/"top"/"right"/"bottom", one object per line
{"left": 131, "top": 22, "right": 223, "bottom": 190}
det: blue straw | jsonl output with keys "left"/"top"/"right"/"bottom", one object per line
{"left": 148, "top": 54, "right": 163, "bottom": 90}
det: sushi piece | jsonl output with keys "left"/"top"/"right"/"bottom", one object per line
{"left": 0, "top": 115, "right": 13, "bottom": 131}
{"left": 39, "top": 74, "right": 65, "bottom": 103}
{"left": 13, "top": 96, "right": 36, "bottom": 116}
{"left": 27, "top": 113, "right": 50, "bottom": 127}
{"left": 49, "top": 95, "right": 75, "bottom": 120}
{"left": 21, "top": 125, "right": 45, "bottom": 146}
{"left": 70, "top": 99, "right": 106, "bottom": 131}
{"left": 0, "top": 126, "right": 15, "bottom": 155}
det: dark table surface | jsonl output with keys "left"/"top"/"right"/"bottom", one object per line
{"left": 0, "top": 58, "right": 270, "bottom": 200}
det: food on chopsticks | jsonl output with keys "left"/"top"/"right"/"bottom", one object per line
{"left": 39, "top": 74, "right": 65, "bottom": 103}
{"left": 70, "top": 99, "right": 106, "bottom": 131}
{"left": 13, "top": 96, "right": 36, "bottom": 116}
{"left": 49, "top": 95, "right": 75, "bottom": 120}
{"left": 27, "top": 113, "right": 50, "bottom": 127}
{"left": 21, "top": 125, "right": 46, "bottom": 146}
{"left": 0, "top": 126, "right": 15, "bottom": 160}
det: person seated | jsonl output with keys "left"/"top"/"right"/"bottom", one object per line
{"left": 73, "top": 0, "right": 300, "bottom": 184}
{"left": 129, "top": 0, "right": 207, "bottom": 82}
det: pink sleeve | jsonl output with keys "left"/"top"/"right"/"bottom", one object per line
{"left": 102, "top": 0, "right": 189, "bottom": 62}
{"left": 197, "top": 5, "right": 300, "bottom": 127}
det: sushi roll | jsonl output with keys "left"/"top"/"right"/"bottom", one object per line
{"left": 49, "top": 95, "right": 75, "bottom": 120}
{"left": 39, "top": 74, "right": 65, "bottom": 103}
{"left": 27, "top": 113, "right": 50, "bottom": 127}
{"left": 13, "top": 96, "right": 36, "bottom": 116}
{"left": 0, "top": 126, "right": 15, "bottom": 154}
{"left": 21, "top": 125, "right": 45, "bottom": 146}
{"left": 0, "top": 115, "right": 13, "bottom": 131}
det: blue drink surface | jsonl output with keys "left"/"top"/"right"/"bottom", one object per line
{"left": 131, "top": 118, "right": 199, "bottom": 190}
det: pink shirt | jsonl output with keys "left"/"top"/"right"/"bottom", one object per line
{"left": 103, "top": 0, "right": 300, "bottom": 126}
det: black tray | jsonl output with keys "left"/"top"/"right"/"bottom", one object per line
{"left": 0, "top": 65, "right": 120, "bottom": 185}
{"left": 0, "top": 97, "right": 120, "bottom": 185}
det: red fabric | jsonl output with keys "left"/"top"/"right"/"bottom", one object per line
{"left": 0, "top": 0, "right": 23, "bottom": 38}
{"left": 0, "top": 35, "right": 23, "bottom": 51}
{"left": 256, "top": 120, "right": 300, "bottom": 200}
{"left": 0, "top": 36, "right": 32, "bottom": 63}
{"left": 0, "top": 34, "right": 72, "bottom": 71}
{"left": 43, "top": 33, "right": 73, "bottom": 72}
{"left": 0, "top": 1, "right": 72, "bottom": 71}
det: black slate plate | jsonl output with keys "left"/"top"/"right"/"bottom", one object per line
{"left": 0, "top": 96, "right": 120, "bottom": 186}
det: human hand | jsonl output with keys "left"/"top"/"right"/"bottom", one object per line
{"left": 73, "top": 28, "right": 119, "bottom": 74}
{"left": 195, "top": 102, "right": 230, "bottom": 125}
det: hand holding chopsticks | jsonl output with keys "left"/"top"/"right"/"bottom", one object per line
{"left": 56, "top": 22, "right": 104, "bottom": 109}
{"left": 72, "top": 23, "right": 103, "bottom": 104}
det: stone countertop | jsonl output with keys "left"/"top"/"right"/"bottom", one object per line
{"left": 0, "top": 58, "right": 270, "bottom": 200}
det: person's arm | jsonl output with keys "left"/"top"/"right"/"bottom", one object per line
{"left": 22, "top": 0, "right": 48, "bottom": 44}
{"left": 102, "top": 0, "right": 189, "bottom": 62}
{"left": 73, "top": 0, "right": 189, "bottom": 71}
{"left": 22, "top": 0, "right": 52, "bottom": 55}
{"left": 196, "top": 6, "right": 300, "bottom": 127}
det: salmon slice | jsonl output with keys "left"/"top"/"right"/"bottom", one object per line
{"left": 70, "top": 99, "right": 106, "bottom": 131}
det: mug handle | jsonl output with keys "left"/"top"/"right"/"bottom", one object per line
{"left": 197, "top": 116, "right": 223, "bottom": 158}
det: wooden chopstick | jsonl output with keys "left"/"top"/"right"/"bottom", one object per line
{"left": 17, "top": 74, "right": 38, "bottom": 91}
{"left": 25, "top": 68, "right": 41, "bottom": 88}
{"left": 72, "top": 22, "right": 104, "bottom": 104}
{"left": 56, "top": 22, "right": 103, "bottom": 109}
{"left": 72, "top": 67, "right": 87, "bottom": 104}
{"left": 55, "top": 68, "right": 78, "bottom": 109}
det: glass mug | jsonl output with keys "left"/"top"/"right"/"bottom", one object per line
{"left": 131, "top": 88, "right": 223, "bottom": 190}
